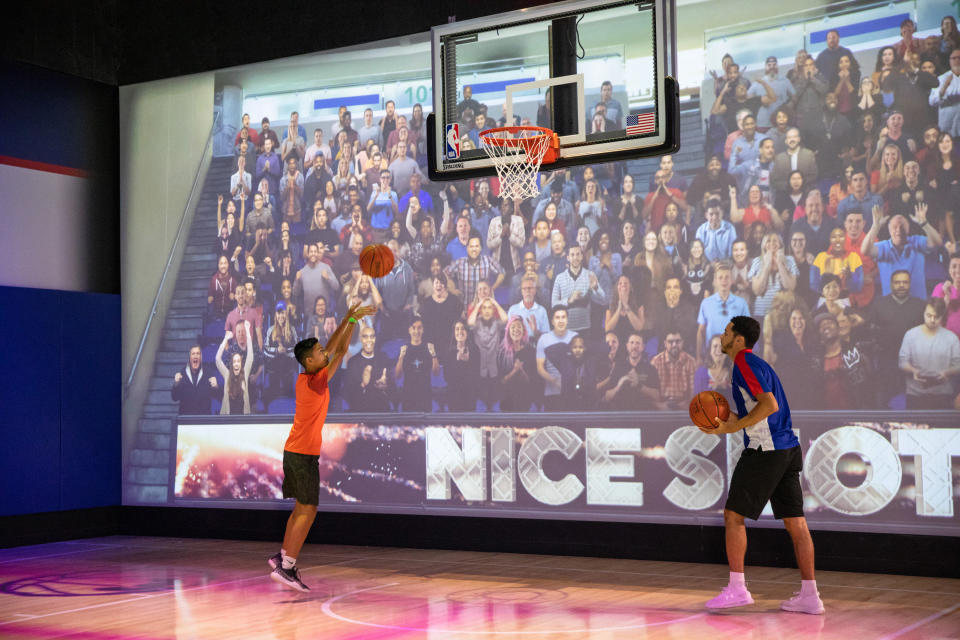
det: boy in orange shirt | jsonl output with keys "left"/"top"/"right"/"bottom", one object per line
{"left": 269, "top": 301, "right": 376, "bottom": 591}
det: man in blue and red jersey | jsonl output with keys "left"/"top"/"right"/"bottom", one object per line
{"left": 268, "top": 301, "right": 376, "bottom": 592}
{"left": 698, "top": 315, "right": 824, "bottom": 615}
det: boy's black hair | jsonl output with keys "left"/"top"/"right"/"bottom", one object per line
{"left": 294, "top": 338, "right": 319, "bottom": 367}
{"left": 730, "top": 316, "right": 761, "bottom": 349}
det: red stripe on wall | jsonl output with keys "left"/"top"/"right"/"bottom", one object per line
{"left": 0, "top": 155, "right": 89, "bottom": 178}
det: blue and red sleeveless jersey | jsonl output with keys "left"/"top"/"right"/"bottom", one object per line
{"left": 730, "top": 349, "right": 799, "bottom": 450}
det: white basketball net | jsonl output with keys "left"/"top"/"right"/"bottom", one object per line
{"left": 480, "top": 128, "right": 553, "bottom": 201}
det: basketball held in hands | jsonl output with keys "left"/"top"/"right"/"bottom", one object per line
{"left": 689, "top": 391, "right": 731, "bottom": 430}
{"left": 359, "top": 244, "right": 395, "bottom": 278}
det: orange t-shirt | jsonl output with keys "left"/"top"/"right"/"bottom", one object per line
{"left": 284, "top": 369, "right": 330, "bottom": 455}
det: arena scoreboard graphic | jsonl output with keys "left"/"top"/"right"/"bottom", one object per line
{"left": 173, "top": 413, "right": 960, "bottom": 536}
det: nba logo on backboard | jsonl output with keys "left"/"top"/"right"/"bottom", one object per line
{"left": 445, "top": 123, "right": 460, "bottom": 159}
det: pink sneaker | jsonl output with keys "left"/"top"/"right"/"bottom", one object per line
{"left": 780, "top": 591, "right": 824, "bottom": 614}
{"left": 705, "top": 585, "right": 754, "bottom": 609}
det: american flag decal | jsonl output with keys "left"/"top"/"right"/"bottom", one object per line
{"left": 626, "top": 112, "right": 656, "bottom": 136}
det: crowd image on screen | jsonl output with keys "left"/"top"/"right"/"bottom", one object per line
{"left": 173, "top": 15, "right": 960, "bottom": 415}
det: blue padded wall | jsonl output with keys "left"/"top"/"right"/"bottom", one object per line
{"left": 0, "top": 286, "right": 120, "bottom": 516}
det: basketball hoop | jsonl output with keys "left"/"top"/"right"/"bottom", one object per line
{"left": 479, "top": 126, "right": 559, "bottom": 201}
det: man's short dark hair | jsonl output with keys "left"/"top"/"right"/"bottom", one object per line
{"left": 551, "top": 179, "right": 565, "bottom": 194}
{"left": 730, "top": 316, "right": 761, "bottom": 349}
{"left": 552, "top": 304, "right": 568, "bottom": 318}
{"left": 294, "top": 338, "right": 319, "bottom": 367}
{"left": 891, "top": 269, "right": 911, "bottom": 282}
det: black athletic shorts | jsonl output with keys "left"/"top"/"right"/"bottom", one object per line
{"left": 725, "top": 445, "right": 804, "bottom": 520}
{"left": 282, "top": 450, "right": 320, "bottom": 506}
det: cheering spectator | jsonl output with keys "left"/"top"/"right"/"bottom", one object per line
{"left": 792, "top": 57, "right": 829, "bottom": 148}
{"left": 933, "top": 253, "right": 960, "bottom": 338}
{"left": 545, "top": 335, "right": 600, "bottom": 410}
{"left": 816, "top": 29, "right": 858, "bottom": 87}
{"left": 614, "top": 173, "right": 642, "bottom": 226}
{"left": 171, "top": 345, "right": 218, "bottom": 415}
{"left": 793, "top": 190, "right": 839, "bottom": 255}
{"left": 814, "top": 312, "right": 864, "bottom": 409}
{"left": 601, "top": 332, "right": 662, "bottom": 410}
{"left": 468, "top": 298, "right": 507, "bottom": 410}
{"left": 697, "top": 263, "right": 751, "bottom": 360}
{"left": 208, "top": 255, "right": 237, "bottom": 320}
{"left": 651, "top": 331, "right": 696, "bottom": 408}
{"left": 837, "top": 170, "right": 882, "bottom": 226}
{"left": 871, "top": 144, "right": 905, "bottom": 198}
{"left": 842, "top": 210, "right": 878, "bottom": 308}
{"left": 368, "top": 169, "right": 400, "bottom": 242}
{"left": 497, "top": 316, "right": 540, "bottom": 411}
{"left": 862, "top": 204, "right": 942, "bottom": 299}
{"left": 871, "top": 270, "right": 927, "bottom": 399}
{"left": 263, "top": 302, "right": 300, "bottom": 405}
{"left": 446, "top": 236, "right": 504, "bottom": 304}
{"left": 694, "top": 334, "right": 731, "bottom": 394}
{"left": 696, "top": 197, "right": 736, "bottom": 262}
{"left": 230, "top": 155, "right": 252, "bottom": 205}
{"left": 930, "top": 49, "right": 960, "bottom": 137}
{"left": 256, "top": 137, "right": 282, "bottom": 196}
{"left": 394, "top": 318, "right": 439, "bottom": 411}
{"left": 772, "top": 128, "right": 817, "bottom": 194}
{"left": 617, "top": 220, "right": 639, "bottom": 264}
{"left": 552, "top": 245, "right": 606, "bottom": 334}
{"left": 683, "top": 238, "right": 713, "bottom": 300}
{"left": 487, "top": 198, "right": 526, "bottom": 275}
{"left": 215, "top": 322, "right": 254, "bottom": 415}
{"left": 442, "top": 320, "right": 480, "bottom": 411}
{"left": 420, "top": 273, "right": 462, "bottom": 345}
{"left": 818, "top": 92, "right": 854, "bottom": 180}
{"left": 305, "top": 295, "right": 335, "bottom": 343}
{"left": 688, "top": 154, "right": 738, "bottom": 212}
{"left": 508, "top": 274, "right": 550, "bottom": 338}
{"left": 731, "top": 184, "right": 783, "bottom": 231}
{"left": 811, "top": 227, "right": 865, "bottom": 295}
{"left": 536, "top": 306, "right": 577, "bottom": 410}
{"left": 899, "top": 298, "right": 960, "bottom": 408}
{"left": 634, "top": 231, "right": 675, "bottom": 293}
{"left": 750, "top": 233, "right": 798, "bottom": 318}
{"left": 344, "top": 325, "right": 392, "bottom": 412}
{"left": 294, "top": 243, "right": 340, "bottom": 315}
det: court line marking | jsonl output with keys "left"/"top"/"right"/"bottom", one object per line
{"left": 333, "top": 554, "right": 960, "bottom": 596}
{"left": 321, "top": 582, "right": 708, "bottom": 634}
{"left": 877, "top": 601, "right": 960, "bottom": 640}
{"left": 0, "top": 555, "right": 373, "bottom": 627}
{"left": 0, "top": 547, "right": 122, "bottom": 565}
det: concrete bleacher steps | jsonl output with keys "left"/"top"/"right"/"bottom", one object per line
{"left": 125, "top": 156, "right": 235, "bottom": 505}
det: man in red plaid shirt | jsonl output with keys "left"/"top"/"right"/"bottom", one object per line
{"left": 444, "top": 236, "right": 504, "bottom": 304}
{"left": 651, "top": 331, "right": 697, "bottom": 409}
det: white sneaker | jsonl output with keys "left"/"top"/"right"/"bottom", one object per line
{"left": 780, "top": 590, "right": 824, "bottom": 614}
{"left": 705, "top": 585, "right": 754, "bottom": 609}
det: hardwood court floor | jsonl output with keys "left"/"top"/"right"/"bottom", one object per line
{"left": 0, "top": 536, "right": 957, "bottom": 639}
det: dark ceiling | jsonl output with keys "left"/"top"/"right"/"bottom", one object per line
{"left": 4, "top": 0, "right": 557, "bottom": 87}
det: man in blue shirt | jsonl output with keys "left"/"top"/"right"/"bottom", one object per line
{"left": 698, "top": 315, "right": 822, "bottom": 615}
{"left": 696, "top": 197, "right": 737, "bottom": 263}
{"left": 836, "top": 171, "right": 881, "bottom": 228}
{"left": 696, "top": 263, "right": 750, "bottom": 360}
{"left": 367, "top": 169, "right": 400, "bottom": 243}
{"left": 861, "top": 204, "right": 942, "bottom": 299}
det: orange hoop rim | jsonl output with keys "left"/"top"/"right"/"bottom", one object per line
{"left": 479, "top": 126, "right": 559, "bottom": 164}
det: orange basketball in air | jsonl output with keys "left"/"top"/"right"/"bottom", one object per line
{"left": 689, "top": 390, "right": 731, "bottom": 430}
{"left": 359, "top": 243, "right": 395, "bottom": 278}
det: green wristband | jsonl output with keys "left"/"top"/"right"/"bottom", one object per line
{"left": 348, "top": 317, "right": 358, "bottom": 324}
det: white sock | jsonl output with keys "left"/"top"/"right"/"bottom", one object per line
{"left": 281, "top": 555, "right": 296, "bottom": 570}
{"left": 729, "top": 571, "right": 746, "bottom": 588}
{"left": 801, "top": 579, "right": 818, "bottom": 596}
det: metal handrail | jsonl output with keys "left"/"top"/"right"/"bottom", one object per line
{"left": 125, "top": 111, "right": 222, "bottom": 393}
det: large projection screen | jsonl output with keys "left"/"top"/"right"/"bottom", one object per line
{"left": 122, "top": 3, "right": 960, "bottom": 538}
